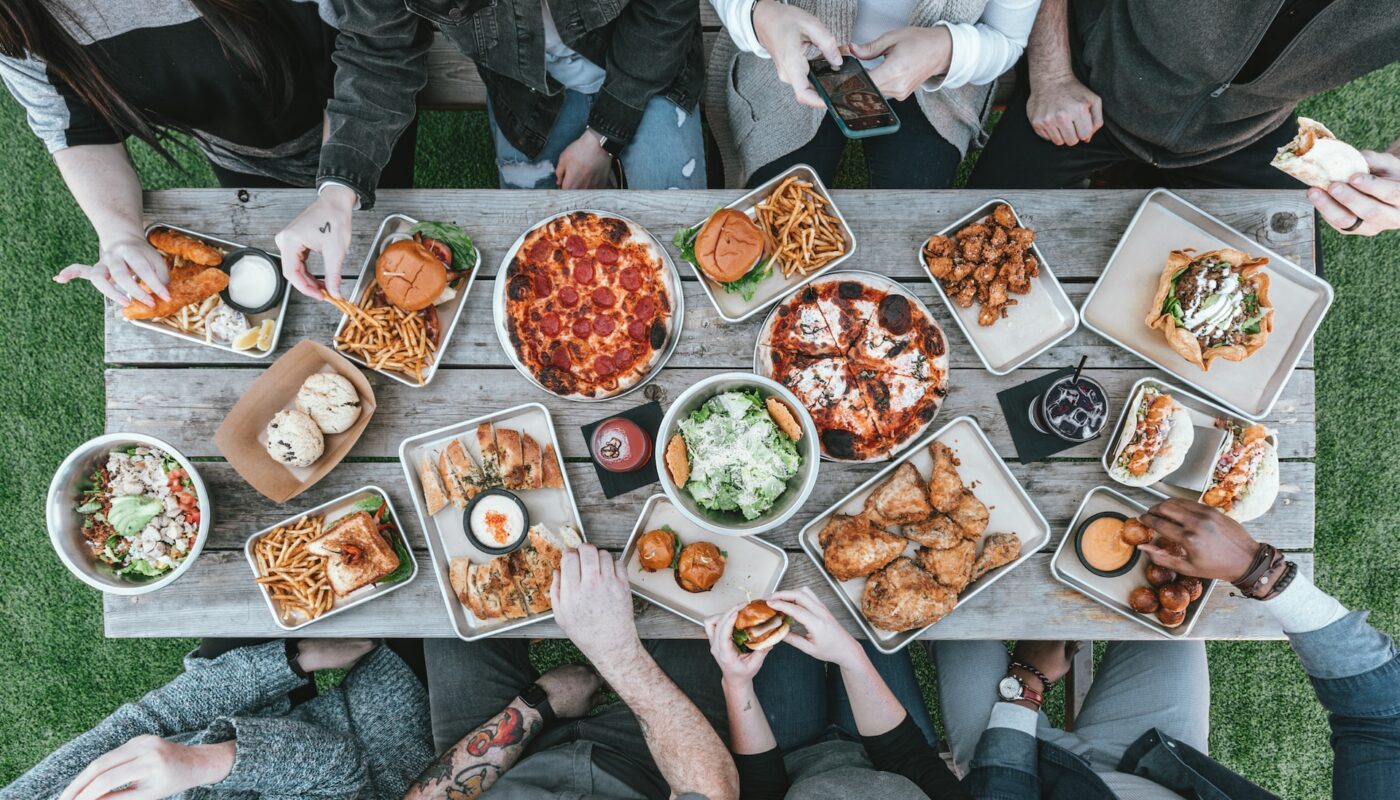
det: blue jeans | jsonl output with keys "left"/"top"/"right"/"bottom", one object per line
{"left": 487, "top": 89, "right": 706, "bottom": 190}
{"left": 752, "top": 641, "right": 938, "bottom": 753}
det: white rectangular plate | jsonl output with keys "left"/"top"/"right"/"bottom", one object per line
{"left": 1081, "top": 189, "right": 1331, "bottom": 419}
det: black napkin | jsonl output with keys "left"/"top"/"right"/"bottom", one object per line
{"left": 579, "top": 401, "right": 663, "bottom": 499}
{"left": 997, "top": 367, "right": 1105, "bottom": 463}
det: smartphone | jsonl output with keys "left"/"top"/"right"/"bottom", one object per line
{"left": 808, "top": 57, "right": 901, "bottom": 138}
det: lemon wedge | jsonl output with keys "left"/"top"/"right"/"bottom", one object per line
{"left": 230, "top": 326, "right": 261, "bottom": 351}
{"left": 255, "top": 319, "right": 276, "bottom": 351}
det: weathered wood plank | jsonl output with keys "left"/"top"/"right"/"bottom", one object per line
{"left": 102, "top": 550, "right": 1311, "bottom": 640}
{"left": 105, "top": 281, "right": 1316, "bottom": 370}
{"left": 185, "top": 460, "right": 1316, "bottom": 552}
{"left": 104, "top": 366, "right": 1317, "bottom": 460}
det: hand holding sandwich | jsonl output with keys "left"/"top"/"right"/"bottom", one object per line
{"left": 1309, "top": 150, "right": 1400, "bottom": 237}
{"left": 766, "top": 587, "right": 863, "bottom": 670}
{"left": 1138, "top": 499, "right": 1261, "bottom": 582}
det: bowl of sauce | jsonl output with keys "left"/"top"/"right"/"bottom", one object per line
{"left": 464, "top": 488, "right": 529, "bottom": 555}
{"left": 220, "top": 248, "right": 286, "bottom": 315}
{"left": 591, "top": 417, "right": 653, "bottom": 473}
{"left": 1073, "top": 511, "right": 1140, "bottom": 577}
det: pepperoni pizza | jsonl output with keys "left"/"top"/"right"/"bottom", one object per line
{"left": 502, "top": 212, "right": 678, "bottom": 399}
{"left": 760, "top": 275, "right": 949, "bottom": 461}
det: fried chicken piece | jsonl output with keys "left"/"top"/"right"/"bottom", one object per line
{"left": 862, "top": 558, "right": 958, "bottom": 632}
{"left": 122, "top": 265, "right": 229, "bottom": 320}
{"left": 971, "top": 533, "right": 1022, "bottom": 581}
{"left": 927, "top": 441, "right": 965, "bottom": 513}
{"left": 978, "top": 303, "right": 1003, "bottom": 327}
{"left": 951, "top": 260, "right": 976, "bottom": 282}
{"left": 915, "top": 540, "right": 976, "bottom": 593}
{"left": 952, "top": 281, "right": 977, "bottom": 307}
{"left": 903, "top": 514, "right": 966, "bottom": 549}
{"left": 973, "top": 263, "right": 998, "bottom": 285}
{"left": 1120, "top": 518, "right": 1154, "bottom": 546}
{"left": 959, "top": 236, "right": 985, "bottom": 262}
{"left": 924, "top": 235, "right": 954, "bottom": 258}
{"left": 990, "top": 225, "right": 1009, "bottom": 248}
{"left": 992, "top": 203, "right": 1017, "bottom": 229}
{"left": 1009, "top": 226, "right": 1035, "bottom": 248}
{"left": 955, "top": 223, "right": 991, "bottom": 240}
{"left": 1024, "top": 255, "right": 1040, "bottom": 278}
{"left": 863, "top": 463, "right": 933, "bottom": 528}
{"left": 820, "top": 515, "right": 907, "bottom": 581}
{"left": 147, "top": 229, "right": 224, "bottom": 266}
{"left": 950, "top": 491, "right": 989, "bottom": 539}
{"left": 926, "top": 255, "right": 954, "bottom": 280}
{"left": 987, "top": 279, "right": 1009, "bottom": 308}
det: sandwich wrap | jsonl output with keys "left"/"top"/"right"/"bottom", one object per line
{"left": 1271, "top": 118, "right": 1369, "bottom": 190}
{"left": 1202, "top": 424, "right": 1279, "bottom": 522}
{"left": 1146, "top": 248, "right": 1273, "bottom": 372}
{"left": 1108, "top": 387, "right": 1194, "bottom": 486}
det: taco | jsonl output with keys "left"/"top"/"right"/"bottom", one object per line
{"left": 1271, "top": 118, "right": 1369, "bottom": 190}
{"left": 1108, "top": 386, "right": 1194, "bottom": 486}
{"left": 1146, "top": 248, "right": 1272, "bottom": 372}
{"left": 1201, "top": 423, "right": 1278, "bottom": 522}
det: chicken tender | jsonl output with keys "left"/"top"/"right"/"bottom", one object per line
{"left": 949, "top": 491, "right": 989, "bottom": 539}
{"left": 861, "top": 558, "right": 958, "bottom": 631}
{"left": 915, "top": 540, "right": 976, "bottom": 593}
{"left": 820, "top": 515, "right": 907, "bottom": 581}
{"left": 122, "top": 265, "right": 229, "bottom": 320}
{"left": 862, "top": 463, "right": 933, "bottom": 528}
{"left": 903, "top": 514, "right": 966, "bottom": 549}
{"left": 992, "top": 203, "right": 1017, "bottom": 229}
{"left": 971, "top": 533, "right": 1022, "bottom": 581}
{"left": 927, "top": 441, "right": 965, "bottom": 513}
{"left": 147, "top": 228, "right": 224, "bottom": 266}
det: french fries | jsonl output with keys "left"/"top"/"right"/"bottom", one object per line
{"left": 328, "top": 279, "right": 436, "bottom": 386}
{"left": 253, "top": 514, "right": 333, "bottom": 623}
{"left": 754, "top": 177, "right": 847, "bottom": 278}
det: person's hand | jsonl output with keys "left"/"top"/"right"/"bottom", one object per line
{"left": 55, "top": 234, "right": 170, "bottom": 308}
{"left": 550, "top": 544, "right": 641, "bottom": 671}
{"left": 765, "top": 587, "right": 863, "bottom": 669}
{"left": 704, "top": 602, "right": 771, "bottom": 688}
{"left": 59, "top": 736, "right": 235, "bottom": 800}
{"left": 556, "top": 132, "right": 613, "bottom": 190}
{"left": 850, "top": 26, "right": 953, "bottom": 102}
{"left": 1309, "top": 150, "right": 1400, "bottom": 236}
{"left": 751, "top": 0, "right": 843, "bottom": 109}
{"left": 535, "top": 663, "right": 607, "bottom": 718}
{"left": 295, "top": 638, "right": 376, "bottom": 673}
{"left": 1010, "top": 640, "right": 1076, "bottom": 688}
{"left": 1027, "top": 72, "right": 1103, "bottom": 146}
{"left": 1138, "top": 499, "right": 1261, "bottom": 582}
{"left": 274, "top": 184, "right": 356, "bottom": 299}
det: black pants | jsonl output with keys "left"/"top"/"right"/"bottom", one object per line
{"left": 747, "top": 96, "right": 963, "bottom": 190}
{"left": 207, "top": 118, "right": 419, "bottom": 190}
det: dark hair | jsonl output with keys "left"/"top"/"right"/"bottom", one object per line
{"left": 0, "top": 0, "right": 310, "bottom": 160}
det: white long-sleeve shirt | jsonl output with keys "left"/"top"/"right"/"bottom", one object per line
{"left": 711, "top": 0, "right": 1039, "bottom": 90}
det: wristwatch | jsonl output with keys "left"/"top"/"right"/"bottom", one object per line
{"left": 588, "top": 127, "right": 625, "bottom": 159}
{"left": 520, "top": 682, "right": 557, "bottom": 725}
{"left": 997, "top": 674, "right": 1044, "bottom": 710}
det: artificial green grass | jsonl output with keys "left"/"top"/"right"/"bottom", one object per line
{"left": 1, "top": 62, "right": 1398, "bottom": 796}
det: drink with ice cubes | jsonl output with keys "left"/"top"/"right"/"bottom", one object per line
{"left": 1030, "top": 375, "right": 1109, "bottom": 443}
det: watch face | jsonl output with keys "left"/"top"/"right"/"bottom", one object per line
{"left": 998, "top": 676, "right": 1023, "bottom": 701}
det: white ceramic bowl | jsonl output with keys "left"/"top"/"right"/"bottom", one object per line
{"left": 46, "top": 433, "right": 211, "bottom": 595}
{"left": 657, "top": 373, "right": 820, "bottom": 536}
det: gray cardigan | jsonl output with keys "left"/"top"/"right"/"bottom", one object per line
{"left": 0, "top": 642, "right": 432, "bottom": 800}
{"left": 706, "top": 0, "right": 994, "bottom": 187}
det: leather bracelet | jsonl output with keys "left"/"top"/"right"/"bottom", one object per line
{"left": 1010, "top": 660, "right": 1053, "bottom": 689}
{"left": 1233, "top": 544, "right": 1287, "bottom": 599}
{"left": 1254, "top": 560, "right": 1297, "bottom": 602}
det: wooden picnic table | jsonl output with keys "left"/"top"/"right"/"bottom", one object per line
{"left": 103, "top": 188, "right": 1317, "bottom": 641}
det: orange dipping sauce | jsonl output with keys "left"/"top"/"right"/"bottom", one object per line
{"left": 1080, "top": 517, "right": 1134, "bottom": 573}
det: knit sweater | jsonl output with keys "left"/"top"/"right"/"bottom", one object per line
{"left": 0, "top": 642, "right": 432, "bottom": 800}
{"left": 706, "top": 0, "right": 993, "bottom": 187}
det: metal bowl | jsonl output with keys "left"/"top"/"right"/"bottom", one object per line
{"left": 656, "top": 373, "right": 820, "bottom": 536}
{"left": 46, "top": 433, "right": 211, "bottom": 595}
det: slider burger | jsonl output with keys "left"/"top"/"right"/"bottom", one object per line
{"left": 1202, "top": 423, "right": 1279, "bottom": 522}
{"left": 1108, "top": 387, "right": 1193, "bottom": 486}
{"left": 1271, "top": 118, "right": 1369, "bottom": 189}
{"left": 376, "top": 239, "right": 449, "bottom": 312}
{"left": 732, "top": 599, "right": 792, "bottom": 652}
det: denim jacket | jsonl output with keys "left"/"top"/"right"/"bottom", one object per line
{"left": 967, "top": 611, "right": 1400, "bottom": 799}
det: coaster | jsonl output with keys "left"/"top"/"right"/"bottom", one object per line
{"left": 579, "top": 401, "right": 663, "bottom": 499}
{"left": 997, "top": 367, "right": 1094, "bottom": 463}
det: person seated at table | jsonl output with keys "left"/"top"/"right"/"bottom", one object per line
{"left": 931, "top": 499, "right": 1400, "bottom": 799}
{"left": 404, "top": 543, "right": 738, "bottom": 800}
{"left": 705, "top": 0, "right": 1039, "bottom": 189}
{"left": 968, "top": 0, "right": 1400, "bottom": 238}
{"left": 703, "top": 587, "right": 967, "bottom": 799}
{"left": 0, "top": 0, "right": 424, "bottom": 310}
{"left": 0, "top": 638, "right": 431, "bottom": 800}
{"left": 275, "top": 0, "right": 707, "bottom": 301}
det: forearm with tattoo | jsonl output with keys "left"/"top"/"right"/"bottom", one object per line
{"left": 404, "top": 699, "right": 543, "bottom": 800}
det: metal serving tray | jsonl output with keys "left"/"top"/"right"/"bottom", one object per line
{"left": 132, "top": 223, "right": 290, "bottom": 359}
{"left": 1102, "top": 377, "right": 1279, "bottom": 503}
{"left": 332, "top": 213, "right": 479, "bottom": 388}
{"left": 492, "top": 210, "right": 684, "bottom": 401}
{"left": 397, "top": 402, "right": 586, "bottom": 641}
{"left": 244, "top": 484, "right": 417, "bottom": 632}
{"left": 678, "top": 164, "right": 857, "bottom": 323}
{"left": 920, "top": 199, "right": 1078, "bottom": 376}
{"left": 621, "top": 494, "right": 789, "bottom": 627}
{"left": 799, "top": 416, "right": 1050, "bottom": 653}
{"left": 1080, "top": 188, "right": 1332, "bottom": 420}
{"left": 1050, "top": 486, "right": 1217, "bottom": 638}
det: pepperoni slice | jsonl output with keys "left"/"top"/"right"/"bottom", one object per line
{"left": 529, "top": 239, "right": 551, "bottom": 261}
{"left": 612, "top": 347, "right": 635, "bottom": 368}
{"left": 540, "top": 313, "right": 561, "bottom": 336}
{"left": 558, "top": 285, "right": 580, "bottom": 307}
{"left": 565, "top": 234, "right": 587, "bottom": 257}
{"left": 627, "top": 320, "right": 648, "bottom": 341}
{"left": 572, "top": 258, "right": 595, "bottom": 284}
{"left": 550, "top": 346, "right": 571, "bottom": 370}
{"left": 572, "top": 318, "right": 592, "bottom": 338}
{"left": 592, "top": 286, "right": 616, "bottom": 308}
{"left": 593, "top": 355, "right": 616, "bottom": 376}
{"left": 635, "top": 296, "right": 656, "bottom": 320}
{"left": 533, "top": 272, "right": 551, "bottom": 297}
{"left": 620, "top": 266, "right": 642, "bottom": 291}
{"left": 593, "top": 315, "right": 616, "bottom": 336}
{"left": 596, "top": 243, "right": 619, "bottom": 265}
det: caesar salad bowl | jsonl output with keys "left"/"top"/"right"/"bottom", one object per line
{"left": 657, "top": 373, "right": 820, "bottom": 536}
{"left": 46, "top": 433, "right": 211, "bottom": 595}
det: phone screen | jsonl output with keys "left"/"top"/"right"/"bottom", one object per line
{"left": 809, "top": 58, "right": 899, "bottom": 131}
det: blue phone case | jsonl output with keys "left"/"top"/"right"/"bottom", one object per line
{"left": 808, "top": 66, "right": 902, "bottom": 139}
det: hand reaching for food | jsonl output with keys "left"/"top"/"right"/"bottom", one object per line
{"left": 766, "top": 586, "right": 863, "bottom": 669}
{"left": 1138, "top": 499, "right": 1261, "bottom": 582}
{"left": 55, "top": 234, "right": 171, "bottom": 307}
{"left": 275, "top": 184, "right": 356, "bottom": 299}
{"left": 751, "top": 0, "right": 843, "bottom": 109}
{"left": 550, "top": 544, "right": 641, "bottom": 671}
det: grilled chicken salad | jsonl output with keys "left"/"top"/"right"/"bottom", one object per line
{"left": 75, "top": 447, "right": 200, "bottom": 578}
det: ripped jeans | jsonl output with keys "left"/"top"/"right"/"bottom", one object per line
{"left": 487, "top": 89, "right": 707, "bottom": 190}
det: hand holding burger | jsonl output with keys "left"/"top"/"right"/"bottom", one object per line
{"left": 705, "top": 601, "right": 781, "bottom": 686}
{"left": 765, "top": 587, "right": 863, "bottom": 669}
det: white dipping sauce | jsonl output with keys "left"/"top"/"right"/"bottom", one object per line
{"left": 470, "top": 494, "right": 525, "bottom": 548}
{"left": 228, "top": 254, "right": 278, "bottom": 309}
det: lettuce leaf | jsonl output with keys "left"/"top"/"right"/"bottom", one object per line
{"left": 411, "top": 221, "right": 477, "bottom": 272}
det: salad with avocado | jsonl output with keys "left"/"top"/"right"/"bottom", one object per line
{"left": 1161, "top": 254, "right": 1268, "bottom": 349}
{"left": 678, "top": 391, "right": 801, "bottom": 519}
{"left": 75, "top": 446, "right": 200, "bottom": 578}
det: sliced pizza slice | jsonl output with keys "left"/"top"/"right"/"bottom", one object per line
{"left": 847, "top": 302, "right": 950, "bottom": 382}
{"left": 764, "top": 287, "right": 842, "bottom": 355}
{"left": 814, "top": 280, "right": 880, "bottom": 352}
{"left": 848, "top": 364, "right": 945, "bottom": 448}
{"left": 782, "top": 356, "right": 885, "bottom": 461}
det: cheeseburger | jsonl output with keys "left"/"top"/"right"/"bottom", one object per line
{"left": 376, "top": 239, "right": 449, "bottom": 312}
{"left": 693, "top": 208, "right": 765, "bottom": 284}
{"left": 732, "top": 600, "right": 791, "bottom": 652}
